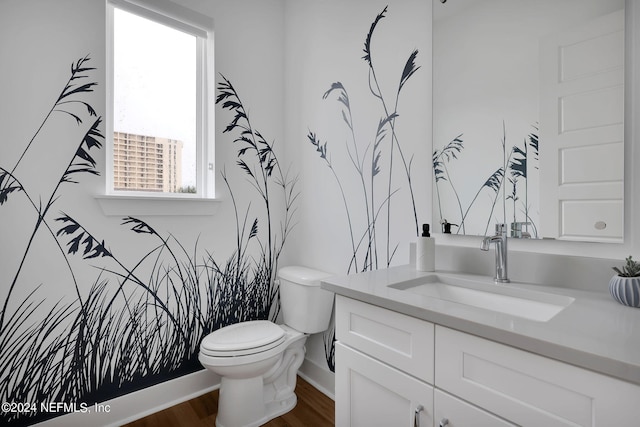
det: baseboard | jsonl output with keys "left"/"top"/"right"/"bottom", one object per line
{"left": 33, "top": 357, "right": 332, "bottom": 426}
{"left": 33, "top": 369, "right": 220, "bottom": 427}
{"left": 298, "top": 358, "right": 335, "bottom": 400}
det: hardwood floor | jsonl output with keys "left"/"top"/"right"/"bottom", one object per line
{"left": 122, "top": 376, "right": 335, "bottom": 427}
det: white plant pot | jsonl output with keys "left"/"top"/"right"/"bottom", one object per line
{"left": 609, "top": 275, "right": 640, "bottom": 307}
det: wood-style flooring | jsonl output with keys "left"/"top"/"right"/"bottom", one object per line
{"left": 122, "top": 376, "right": 335, "bottom": 427}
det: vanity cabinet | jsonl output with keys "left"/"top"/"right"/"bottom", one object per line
{"left": 335, "top": 295, "right": 640, "bottom": 427}
{"left": 336, "top": 343, "right": 434, "bottom": 427}
{"left": 335, "top": 296, "right": 434, "bottom": 426}
{"left": 436, "top": 326, "right": 640, "bottom": 426}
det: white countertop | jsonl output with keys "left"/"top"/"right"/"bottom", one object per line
{"left": 321, "top": 265, "right": 640, "bottom": 385}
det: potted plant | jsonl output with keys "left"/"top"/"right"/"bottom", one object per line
{"left": 609, "top": 256, "right": 640, "bottom": 307}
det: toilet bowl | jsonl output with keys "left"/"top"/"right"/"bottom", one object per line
{"left": 198, "top": 266, "right": 334, "bottom": 427}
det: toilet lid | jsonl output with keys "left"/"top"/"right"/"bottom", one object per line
{"left": 200, "top": 320, "right": 285, "bottom": 357}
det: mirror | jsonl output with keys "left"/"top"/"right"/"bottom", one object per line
{"left": 432, "top": 0, "right": 625, "bottom": 243}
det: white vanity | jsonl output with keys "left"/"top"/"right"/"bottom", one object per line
{"left": 323, "top": 266, "right": 640, "bottom": 426}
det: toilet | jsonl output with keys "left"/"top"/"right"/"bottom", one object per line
{"left": 198, "top": 266, "right": 334, "bottom": 427}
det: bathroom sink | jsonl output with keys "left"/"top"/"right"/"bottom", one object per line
{"left": 389, "top": 274, "right": 574, "bottom": 322}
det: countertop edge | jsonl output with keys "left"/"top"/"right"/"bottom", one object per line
{"left": 322, "top": 273, "right": 640, "bottom": 386}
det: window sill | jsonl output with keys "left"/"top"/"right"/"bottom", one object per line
{"left": 95, "top": 194, "right": 221, "bottom": 217}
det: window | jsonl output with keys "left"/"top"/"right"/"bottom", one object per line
{"left": 107, "top": 0, "right": 213, "bottom": 198}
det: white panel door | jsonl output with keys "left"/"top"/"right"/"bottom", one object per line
{"left": 335, "top": 342, "right": 433, "bottom": 427}
{"left": 540, "top": 9, "right": 624, "bottom": 242}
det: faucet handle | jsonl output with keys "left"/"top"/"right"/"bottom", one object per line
{"left": 494, "top": 223, "right": 507, "bottom": 234}
{"left": 510, "top": 221, "right": 532, "bottom": 238}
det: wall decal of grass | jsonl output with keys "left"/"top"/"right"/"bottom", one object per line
{"left": 0, "top": 57, "right": 296, "bottom": 425}
{"left": 1, "top": 55, "right": 101, "bottom": 331}
{"left": 309, "top": 6, "right": 420, "bottom": 274}
{"left": 433, "top": 134, "right": 465, "bottom": 232}
{"left": 0, "top": 56, "right": 105, "bottom": 424}
{"left": 217, "top": 73, "right": 299, "bottom": 321}
{"left": 433, "top": 123, "right": 539, "bottom": 237}
{"left": 508, "top": 125, "right": 539, "bottom": 238}
{"left": 308, "top": 6, "right": 421, "bottom": 372}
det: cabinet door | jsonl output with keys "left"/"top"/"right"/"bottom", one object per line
{"left": 336, "top": 342, "right": 433, "bottom": 427}
{"left": 436, "top": 326, "right": 640, "bottom": 426}
{"left": 336, "top": 295, "right": 434, "bottom": 383}
{"left": 434, "top": 390, "right": 516, "bottom": 427}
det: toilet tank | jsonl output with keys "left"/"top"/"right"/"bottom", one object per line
{"left": 278, "top": 266, "right": 334, "bottom": 334}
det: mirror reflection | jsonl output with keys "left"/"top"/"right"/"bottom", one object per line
{"left": 432, "top": 0, "right": 625, "bottom": 243}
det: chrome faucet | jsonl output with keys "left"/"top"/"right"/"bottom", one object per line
{"left": 481, "top": 224, "right": 510, "bottom": 283}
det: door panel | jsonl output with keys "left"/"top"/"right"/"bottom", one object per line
{"left": 540, "top": 9, "right": 624, "bottom": 242}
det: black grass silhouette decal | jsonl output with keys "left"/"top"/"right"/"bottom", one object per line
{"left": 433, "top": 123, "right": 539, "bottom": 237}
{"left": 308, "top": 6, "right": 421, "bottom": 372}
{"left": 309, "top": 6, "right": 420, "bottom": 274}
{"left": 1, "top": 57, "right": 296, "bottom": 426}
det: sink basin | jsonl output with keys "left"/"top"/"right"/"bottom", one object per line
{"left": 389, "top": 274, "right": 574, "bottom": 322}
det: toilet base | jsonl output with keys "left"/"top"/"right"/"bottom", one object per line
{"left": 208, "top": 327, "right": 307, "bottom": 427}
{"left": 215, "top": 383, "right": 298, "bottom": 427}
{"left": 216, "top": 376, "right": 264, "bottom": 427}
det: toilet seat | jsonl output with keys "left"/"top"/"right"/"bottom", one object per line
{"left": 200, "top": 320, "right": 285, "bottom": 357}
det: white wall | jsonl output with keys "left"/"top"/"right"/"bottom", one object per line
{"left": 283, "top": 0, "right": 432, "bottom": 375}
{"left": 2, "top": 0, "right": 434, "bottom": 422}
{"left": 1, "top": 0, "right": 288, "bottom": 425}
{"left": 283, "top": 0, "right": 432, "bottom": 271}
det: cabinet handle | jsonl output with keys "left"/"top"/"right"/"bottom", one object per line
{"left": 439, "top": 418, "right": 449, "bottom": 427}
{"left": 414, "top": 404, "right": 424, "bottom": 427}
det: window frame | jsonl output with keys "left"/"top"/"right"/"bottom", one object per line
{"left": 105, "top": 0, "right": 215, "bottom": 205}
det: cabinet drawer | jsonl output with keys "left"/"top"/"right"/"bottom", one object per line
{"left": 336, "top": 295, "right": 434, "bottom": 383}
{"left": 434, "top": 389, "right": 515, "bottom": 427}
{"left": 336, "top": 342, "right": 433, "bottom": 427}
{"left": 435, "top": 326, "right": 640, "bottom": 426}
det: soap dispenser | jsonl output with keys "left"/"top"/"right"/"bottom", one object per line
{"left": 416, "top": 224, "right": 435, "bottom": 272}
